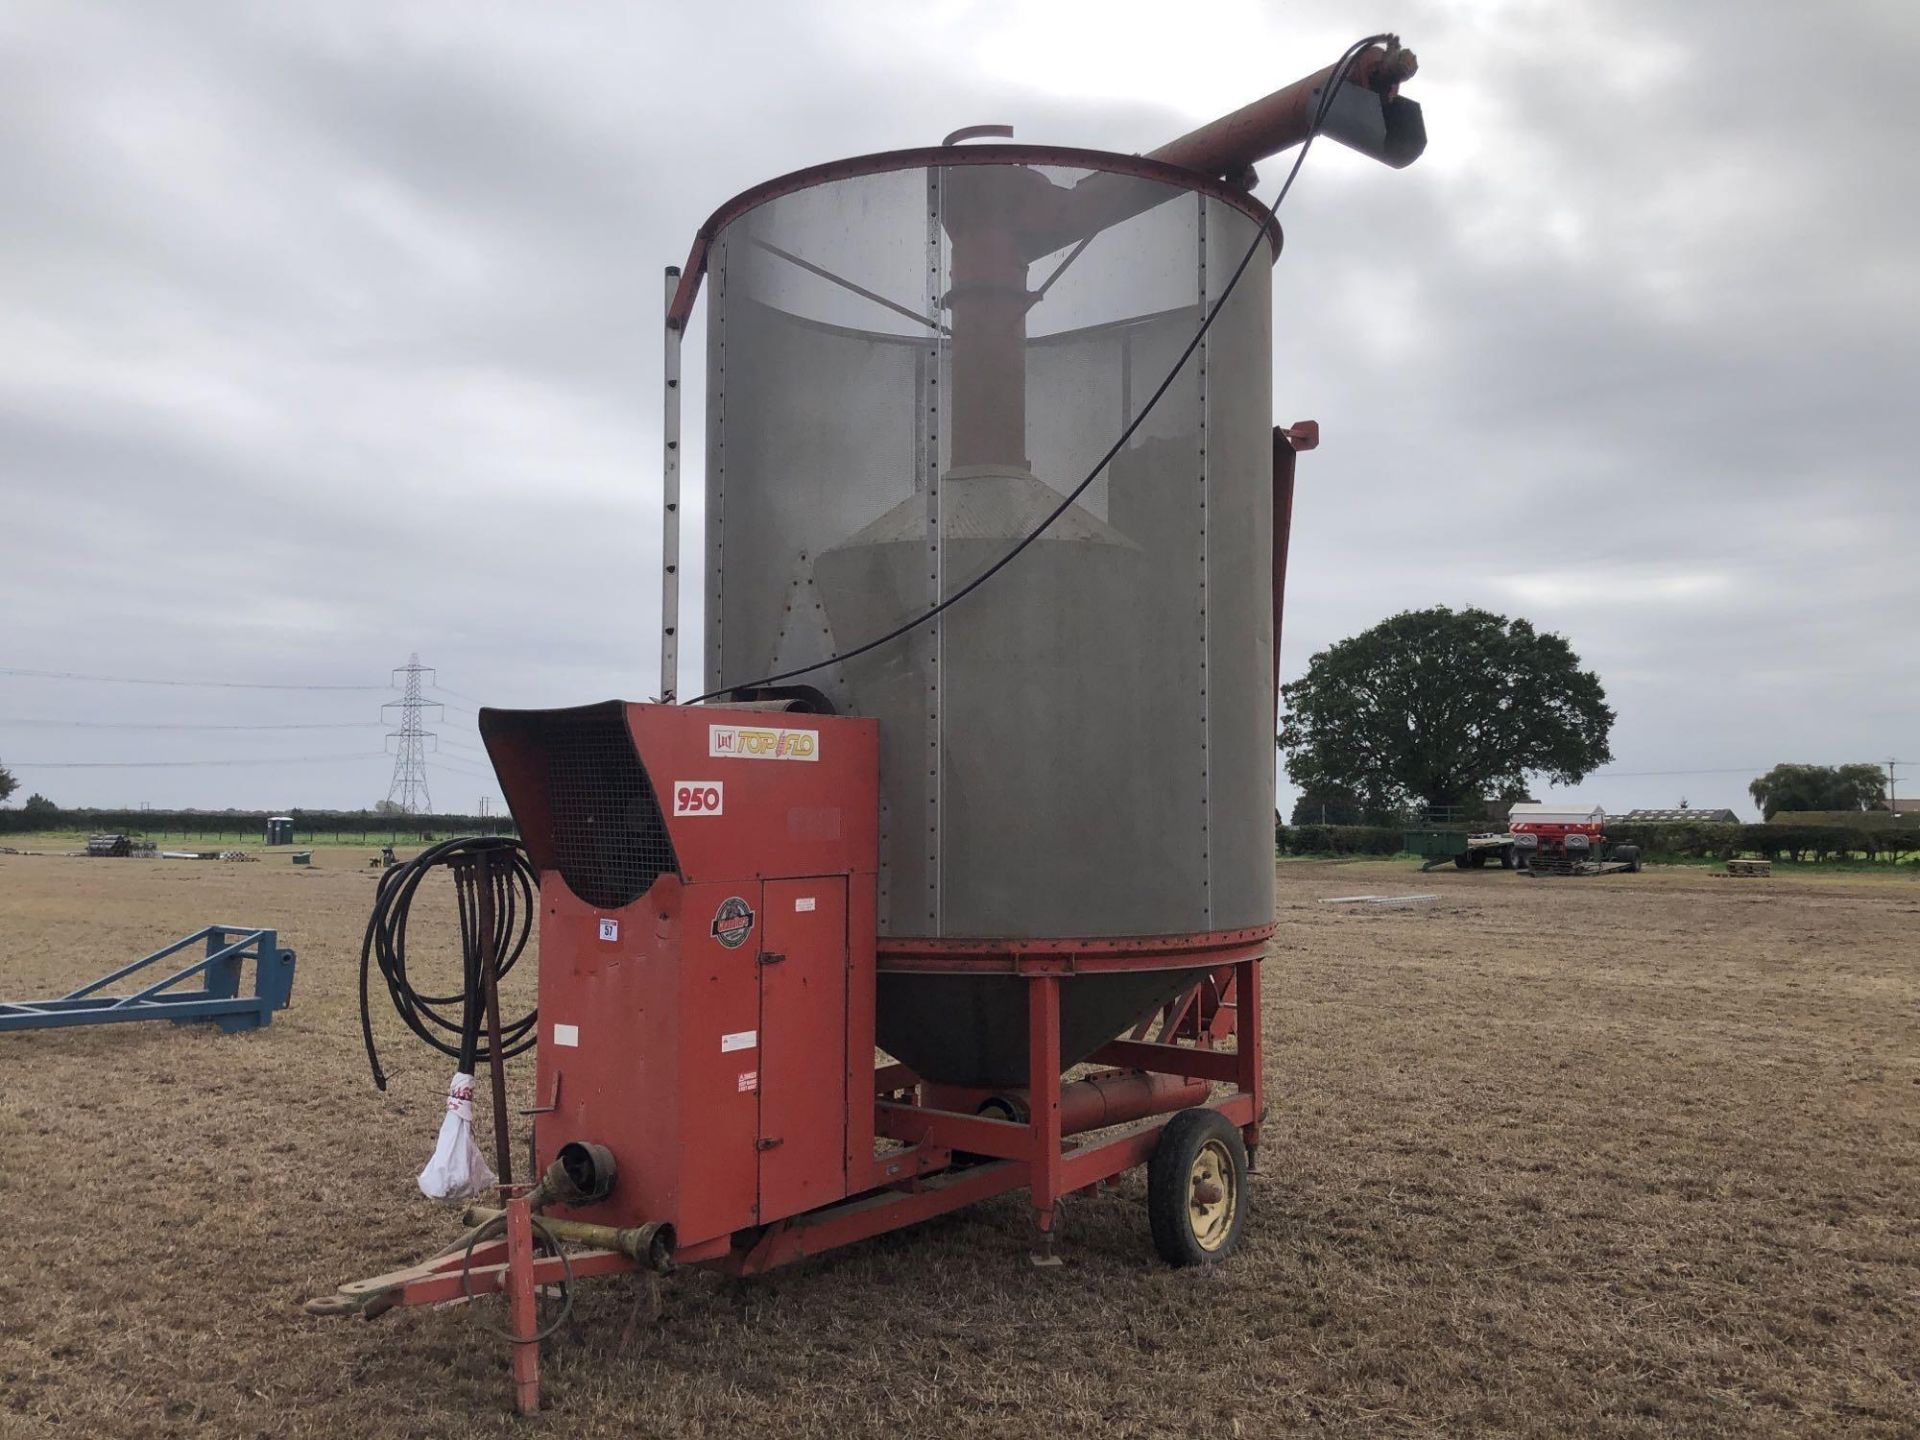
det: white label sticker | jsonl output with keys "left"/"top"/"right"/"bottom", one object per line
{"left": 720, "top": 1029, "right": 758, "bottom": 1053}
{"left": 552, "top": 1023, "right": 580, "bottom": 1048}
{"left": 737, "top": 1070, "right": 758, "bottom": 1093}
{"left": 709, "top": 724, "right": 820, "bottom": 762}
{"left": 795, "top": 896, "right": 816, "bottom": 912}
{"left": 597, "top": 918, "right": 618, "bottom": 942}
{"left": 673, "top": 780, "right": 724, "bottom": 816}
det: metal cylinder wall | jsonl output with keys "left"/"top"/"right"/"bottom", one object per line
{"left": 704, "top": 152, "right": 1276, "bottom": 942}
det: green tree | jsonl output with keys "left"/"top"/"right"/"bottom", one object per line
{"left": 1747, "top": 763, "right": 1886, "bottom": 819}
{"left": 0, "top": 761, "right": 16, "bottom": 806}
{"left": 1289, "top": 788, "right": 1364, "bottom": 826}
{"left": 21, "top": 793, "right": 57, "bottom": 819}
{"left": 1279, "top": 606, "right": 1614, "bottom": 814}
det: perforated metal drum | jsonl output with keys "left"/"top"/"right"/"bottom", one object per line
{"left": 703, "top": 148, "right": 1278, "bottom": 954}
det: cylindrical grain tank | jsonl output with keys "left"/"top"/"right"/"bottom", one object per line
{"left": 699, "top": 147, "right": 1277, "bottom": 1085}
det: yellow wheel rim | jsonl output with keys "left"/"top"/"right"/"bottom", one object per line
{"left": 1188, "top": 1138, "right": 1238, "bottom": 1252}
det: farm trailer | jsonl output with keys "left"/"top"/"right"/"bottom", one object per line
{"left": 1508, "top": 803, "right": 1642, "bottom": 876}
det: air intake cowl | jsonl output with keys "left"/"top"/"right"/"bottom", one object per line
{"left": 480, "top": 701, "right": 678, "bottom": 909}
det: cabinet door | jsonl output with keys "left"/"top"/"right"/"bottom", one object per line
{"left": 757, "top": 878, "right": 849, "bottom": 1221}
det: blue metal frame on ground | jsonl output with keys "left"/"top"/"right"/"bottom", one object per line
{"left": 0, "top": 926, "right": 296, "bottom": 1034}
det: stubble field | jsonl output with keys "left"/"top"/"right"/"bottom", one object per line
{"left": 1, "top": 849, "right": 1914, "bottom": 1439}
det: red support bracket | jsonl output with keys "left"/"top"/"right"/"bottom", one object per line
{"left": 1027, "top": 974, "right": 1064, "bottom": 1256}
{"left": 1090, "top": 1038, "right": 1243, "bottom": 1083}
{"left": 875, "top": 1101, "right": 1030, "bottom": 1161}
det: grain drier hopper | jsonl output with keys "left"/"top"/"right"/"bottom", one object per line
{"left": 312, "top": 37, "right": 1427, "bottom": 1412}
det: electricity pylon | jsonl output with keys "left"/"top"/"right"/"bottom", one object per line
{"left": 383, "top": 654, "right": 442, "bottom": 814}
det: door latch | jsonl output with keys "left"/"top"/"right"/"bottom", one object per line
{"left": 757, "top": 951, "right": 786, "bottom": 966}
{"left": 756, "top": 1136, "right": 784, "bottom": 1152}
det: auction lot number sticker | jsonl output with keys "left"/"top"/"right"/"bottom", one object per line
{"left": 674, "top": 781, "right": 724, "bottom": 816}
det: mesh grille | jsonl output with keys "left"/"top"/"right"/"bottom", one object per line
{"left": 709, "top": 165, "right": 1274, "bottom": 937}
{"left": 540, "top": 707, "right": 676, "bottom": 909}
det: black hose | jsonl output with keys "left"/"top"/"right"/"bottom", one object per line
{"left": 359, "top": 835, "right": 539, "bottom": 1091}
{"left": 691, "top": 34, "right": 1395, "bottom": 705}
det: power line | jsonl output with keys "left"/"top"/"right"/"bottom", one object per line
{"left": 1588, "top": 766, "right": 1763, "bottom": 778}
{"left": 431, "top": 756, "right": 495, "bottom": 780}
{"left": 0, "top": 717, "right": 382, "bottom": 731}
{"left": 1589, "top": 760, "right": 1912, "bottom": 779}
{"left": 1, "top": 666, "right": 386, "bottom": 691}
{"left": 9, "top": 752, "right": 388, "bottom": 769}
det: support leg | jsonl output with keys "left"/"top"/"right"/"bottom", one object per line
{"left": 1235, "top": 958, "right": 1264, "bottom": 1156}
{"left": 505, "top": 1193, "right": 540, "bottom": 1415}
{"left": 1027, "top": 974, "right": 1063, "bottom": 1265}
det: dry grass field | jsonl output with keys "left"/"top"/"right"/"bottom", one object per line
{"left": 1, "top": 849, "right": 1914, "bottom": 1439}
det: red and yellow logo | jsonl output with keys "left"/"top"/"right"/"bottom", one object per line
{"left": 708, "top": 725, "right": 819, "bottom": 762}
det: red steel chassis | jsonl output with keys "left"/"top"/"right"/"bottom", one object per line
{"left": 350, "top": 939, "right": 1266, "bottom": 1413}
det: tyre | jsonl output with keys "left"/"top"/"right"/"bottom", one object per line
{"left": 1147, "top": 1108, "right": 1249, "bottom": 1266}
{"left": 1499, "top": 846, "right": 1515, "bottom": 870}
{"left": 1469, "top": 851, "right": 1489, "bottom": 868}
{"left": 1453, "top": 853, "right": 1473, "bottom": 869}
{"left": 1614, "top": 844, "right": 1642, "bottom": 874}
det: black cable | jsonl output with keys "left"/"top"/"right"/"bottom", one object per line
{"left": 459, "top": 1212, "right": 576, "bottom": 1344}
{"left": 359, "top": 834, "right": 539, "bottom": 1091}
{"left": 692, "top": 35, "right": 1394, "bottom": 705}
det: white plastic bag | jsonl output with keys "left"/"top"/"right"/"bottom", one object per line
{"left": 418, "top": 1069, "right": 498, "bottom": 1201}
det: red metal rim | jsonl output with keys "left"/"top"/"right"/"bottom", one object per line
{"left": 876, "top": 923, "right": 1274, "bottom": 974}
{"left": 668, "top": 144, "right": 1285, "bottom": 328}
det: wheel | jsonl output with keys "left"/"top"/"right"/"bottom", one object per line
{"left": 1147, "top": 1109, "right": 1249, "bottom": 1266}
{"left": 1453, "top": 853, "right": 1472, "bottom": 869}
{"left": 1614, "top": 844, "right": 1642, "bottom": 873}
{"left": 1469, "top": 851, "right": 1489, "bottom": 868}
{"left": 1499, "top": 846, "right": 1515, "bottom": 870}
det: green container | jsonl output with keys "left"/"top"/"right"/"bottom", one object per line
{"left": 1402, "top": 829, "right": 1467, "bottom": 860}
{"left": 291, "top": 850, "right": 312, "bottom": 866}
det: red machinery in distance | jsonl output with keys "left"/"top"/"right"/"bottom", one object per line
{"left": 1507, "top": 803, "right": 1643, "bottom": 877}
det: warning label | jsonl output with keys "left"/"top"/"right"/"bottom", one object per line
{"left": 737, "top": 1070, "right": 758, "bottom": 1093}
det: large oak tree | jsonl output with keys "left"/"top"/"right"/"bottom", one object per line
{"left": 1279, "top": 607, "right": 1614, "bottom": 814}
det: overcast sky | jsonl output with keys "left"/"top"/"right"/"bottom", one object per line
{"left": 2, "top": 0, "right": 1915, "bottom": 819}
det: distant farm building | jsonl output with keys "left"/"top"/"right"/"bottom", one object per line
{"left": 1619, "top": 808, "right": 1739, "bottom": 823}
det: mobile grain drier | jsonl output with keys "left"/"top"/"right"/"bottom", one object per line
{"left": 311, "top": 37, "right": 1427, "bottom": 1411}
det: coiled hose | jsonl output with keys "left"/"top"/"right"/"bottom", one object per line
{"left": 359, "top": 835, "right": 539, "bottom": 1091}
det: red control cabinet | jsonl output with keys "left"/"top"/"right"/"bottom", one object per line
{"left": 480, "top": 701, "right": 878, "bottom": 1248}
